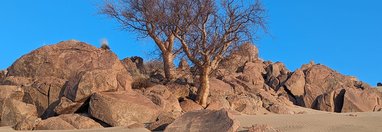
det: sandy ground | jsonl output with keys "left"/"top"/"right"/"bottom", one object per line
{"left": 236, "top": 106, "right": 382, "bottom": 132}
{"left": 0, "top": 127, "right": 150, "bottom": 132}
{"left": 1, "top": 107, "right": 381, "bottom": 132}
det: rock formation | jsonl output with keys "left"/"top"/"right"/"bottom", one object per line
{"left": 1, "top": 40, "right": 132, "bottom": 118}
{"left": 0, "top": 40, "right": 381, "bottom": 131}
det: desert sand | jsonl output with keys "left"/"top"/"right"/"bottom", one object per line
{"left": 236, "top": 106, "right": 382, "bottom": 132}
{"left": 0, "top": 127, "right": 151, "bottom": 132}
{"left": 1, "top": 107, "right": 381, "bottom": 132}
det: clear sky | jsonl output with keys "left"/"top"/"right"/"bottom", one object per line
{"left": 0, "top": 0, "right": 381, "bottom": 86}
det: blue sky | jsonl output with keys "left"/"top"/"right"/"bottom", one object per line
{"left": 0, "top": 0, "right": 381, "bottom": 86}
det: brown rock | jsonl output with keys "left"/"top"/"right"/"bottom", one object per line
{"left": 143, "top": 85, "right": 182, "bottom": 113}
{"left": 267, "top": 104, "right": 294, "bottom": 114}
{"left": 13, "top": 116, "right": 41, "bottom": 130}
{"left": 121, "top": 56, "right": 146, "bottom": 78}
{"left": 53, "top": 97, "right": 83, "bottom": 115}
{"left": 342, "top": 88, "right": 382, "bottom": 112}
{"left": 180, "top": 99, "right": 203, "bottom": 112}
{"left": 240, "top": 61, "right": 266, "bottom": 90}
{"left": 265, "top": 62, "right": 290, "bottom": 90}
{"left": 89, "top": 92, "right": 160, "bottom": 127}
{"left": 35, "top": 116, "right": 75, "bottom": 130}
{"left": 3, "top": 40, "right": 132, "bottom": 117}
{"left": 302, "top": 65, "right": 354, "bottom": 108}
{"left": 227, "top": 95, "right": 264, "bottom": 115}
{"left": 1, "top": 99, "right": 38, "bottom": 128}
{"left": 265, "top": 62, "right": 289, "bottom": 79}
{"left": 206, "top": 96, "right": 231, "bottom": 110}
{"left": 218, "top": 43, "right": 260, "bottom": 74}
{"left": 209, "top": 78, "right": 234, "bottom": 96}
{"left": 166, "top": 83, "right": 190, "bottom": 99}
{"left": 58, "top": 114, "right": 103, "bottom": 129}
{"left": 35, "top": 114, "right": 103, "bottom": 130}
{"left": 284, "top": 69, "right": 305, "bottom": 96}
{"left": 147, "top": 113, "right": 176, "bottom": 131}
{"left": 164, "top": 109, "right": 240, "bottom": 132}
{"left": 0, "top": 85, "right": 24, "bottom": 117}
{"left": 314, "top": 89, "right": 345, "bottom": 112}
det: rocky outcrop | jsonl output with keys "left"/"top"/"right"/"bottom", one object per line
{"left": 282, "top": 62, "right": 382, "bottom": 112}
{"left": 341, "top": 88, "right": 382, "bottom": 112}
{"left": 165, "top": 109, "right": 240, "bottom": 132}
{"left": 1, "top": 40, "right": 133, "bottom": 117}
{"left": 218, "top": 43, "right": 260, "bottom": 75}
{"left": 34, "top": 114, "right": 102, "bottom": 130}
{"left": 89, "top": 92, "right": 160, "bottom": 127}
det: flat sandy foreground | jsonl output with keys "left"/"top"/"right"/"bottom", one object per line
{"left": 1, "top": 107, "right": 381, "bottom": 132}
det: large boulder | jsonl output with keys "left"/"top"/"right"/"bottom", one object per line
{"left": 209, "top": 78, "right": 234, "bottom": 97}
{"left": 89, "top": 92, "right": 160, "bottom": 127}
{"left": 341, "top": 88, "right": 382, "bottom": 112}
{"left": 1, "top": 99, "right": 38, "bottom": 128}
{"left": 0, "top": 85, "right": 24, "bottom": 117}
{"left": 238, "top": 61, "right": 266, "bottom": 90}
{"left": 143, "top": 85, "right": 182, "bottom": 114}
{"left": 34, "top": 114, "right": 102, "bottom": 130}
{"left": 302, "top": 65, "right": 354, "bottom": 108}
{"left": 164, "top": 109, "right": 240, "bottom": 132}
{"left": 284, "top": 69, "right": 305, "bottom": 96}
{"left": 227, "top": 95, "right": 264, "bottom": 115}
{"left": 2, "top": 40, "right": 132, "bottom": 117}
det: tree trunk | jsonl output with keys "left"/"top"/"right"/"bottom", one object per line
{"left": 162, "top": 52, "right": 175, "bottom": 81}
{"left": 196, "top": 66, "right": 210, "bottom": 107}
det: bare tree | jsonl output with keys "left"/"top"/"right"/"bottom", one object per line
{"left": 174, "top": 0, "right": 266, "bottom": 107}
{"left": 100, "top": 0, "right": 184, "bottom": 81}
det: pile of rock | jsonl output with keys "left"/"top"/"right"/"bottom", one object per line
{"left": 0, "top": 40, "right": 381, "bottom": 131}
{"left": 279, "top": 62, "right": 382, "bottom": 112}
{"left": 0, "top": 40, "right": 147, "bottom": 130}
